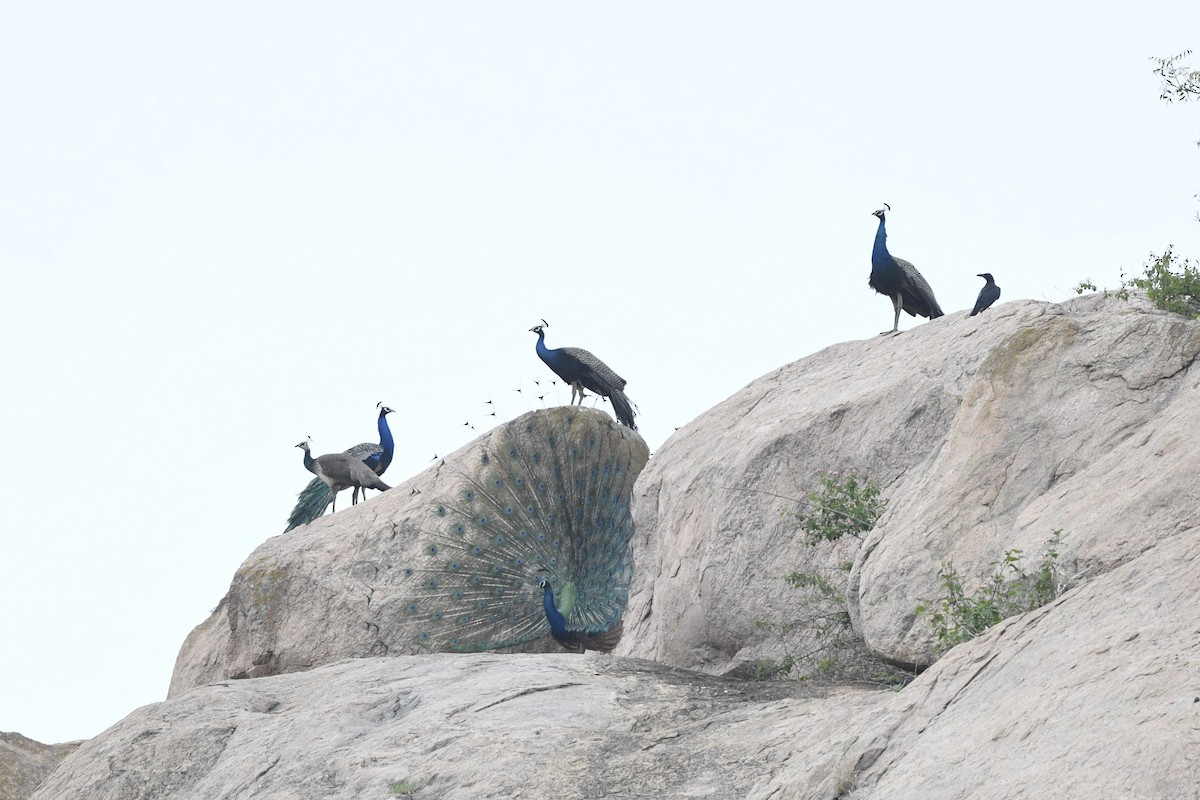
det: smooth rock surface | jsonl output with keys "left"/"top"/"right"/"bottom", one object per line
{"left": 39, "top": 655, "right": 875, "bottom": 800}
{"left": 33, "top": 526, "right": 1200, "bottom": 799}
{"left": 619, "top": 295, "right": 1200, "bottom": 671}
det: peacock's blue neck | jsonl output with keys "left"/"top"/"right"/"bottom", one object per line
{"left": 872, "top": 216, "right": 890, "bottom": 266}
{"left": 540, "top": 582, "right": 571, "bottom": 640}
{"left": 534, "top": 329, "right": 555, "bottom": 366}
{"left": 377, "top": 411, "right": 395, "bottom": 474}
{"left": 302, "top": 448, "right": 317, "bottom": 474}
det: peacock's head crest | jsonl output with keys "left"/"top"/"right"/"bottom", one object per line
{"left": 377, "top": 401, "right": 395, "bottom": 416}
{"left": 295, "top": 437, "right": 313, "bottom": 452}
{"left": 872, "top": 202, "right": 891, "bottom": 220}
{"left": 529, "top": 319, "right": 549, "bottom": 335}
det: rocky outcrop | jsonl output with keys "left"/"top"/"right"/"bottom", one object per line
{"left": 0, "top": 733, "right": 78, "bottom": 800}
{"left": 31, "top": 295, "right": 1200, "bottom": 799}
{"left": 169, "top": 295, "right": 1200, "bottom": 686}
{"left": 839, "top": 528, "right": 1200, "bottom": 799}
{"left": 169, "top": 407, "right": 649, "bottom": 695}
{"left": 31, "top": 524, "right": 1200, "bottom": 798}
{"left": 620, "top": 295, "right": 1200, "bottom": 671}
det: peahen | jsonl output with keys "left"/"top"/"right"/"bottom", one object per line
{"left": 296, "top": 438, "right": 391, "bottom": 512}
{"left": 529, "top": 320, "right": 637, "bottom": 430}
{"left": 970, "top": 273, "right": 1001, "bottom": 316}
{"left": 285, "top": 404, "right": 395, "bottom": 531}
{"left": 401, "top": 406, "right": 649, "bottom": 653}
{"left": 869, "top": 204, "right": 944, "bottom": 334}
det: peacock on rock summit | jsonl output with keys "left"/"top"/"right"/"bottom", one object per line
{"left": 285, "top": 404, "right": 396, "bottom": 531}
{"left": 400, "top": 406, "right": 649, "bottom": 653}
{"left": 869, "top": 204, "right": 944, "bottom": 334}
{"left": 529, "top": 320, "right": 637, "bottom": 430}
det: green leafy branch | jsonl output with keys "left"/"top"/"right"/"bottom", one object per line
{"left": 917, "top": 532, "right": 1063, "bottom": 655}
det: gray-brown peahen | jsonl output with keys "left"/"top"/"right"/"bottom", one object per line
{"left": 285, "top": 404, "right": 395, "bottom": 531}
{"left": 295, "top": 438, "right": 391, "bottom": 515}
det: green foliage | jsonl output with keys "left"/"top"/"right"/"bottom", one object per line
{"left": 790, "top": 470, "right": 886, "bottom": 545}
{"left": 756, "top": 470, "right": 909, "bottom": 687}
{"left": 753, "top": 571, "right": 890, "bottom": 685}
{"left": 1074, "top": 248, "right": 1200, "bottom": 318}
{"left": 1126, "top": 247, "right": 1200, "bottom": 318}
{"left": 917, "top": 532, "right": 1063, "bottom": 655}
{"left": 391, "top": 779, "right": 421, "bottom": 795}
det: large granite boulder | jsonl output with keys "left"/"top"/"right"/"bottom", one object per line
{"left": 28, "top": 294, "right": 1200, "bottom": 799}
{"left": 31, "top": 527, "right": 1200, "bottom": 798}
{"left": 619, "top": 295, "right": 1200, "bottom": 671}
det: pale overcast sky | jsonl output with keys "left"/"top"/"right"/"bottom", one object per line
{"left": 2, "top": 1, "right": 1198, "bottom": 744}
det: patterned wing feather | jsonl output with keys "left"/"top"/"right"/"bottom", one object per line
{"left": 558, "top": 346, "right": 627, "bottom": 392}
{"left": 895, "top": 257, "right": 944, "bottom": 319}
{"left": 402, "top": 407, "right": 644, "bottom": 651}
{"left": 345, "top": 442, "right": 384, "bottom": 462}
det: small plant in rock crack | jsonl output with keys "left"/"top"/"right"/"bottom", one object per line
{"left": 754, "top": 562, "right": 912, "bottom": 687}
{"left": 788, "top": 469, "right": 887, "bottom": 545}
{"left": 751, "top": 469, "right": 909, "bottom": 686}
{"left": 391, "top": 779, "right": 421, "bottom": 795}
{"left": 917, "top": 531, "right": 1064, "bottom": 655}
{"left": 752, "top": 567, "right": 849, "bottom": 681}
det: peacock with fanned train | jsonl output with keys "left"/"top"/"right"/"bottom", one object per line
{"left": 401, "top": 406, "right": 649, "bottom": 653}
{"left": 285, "top": 403, "right": 396, "bottom": 531}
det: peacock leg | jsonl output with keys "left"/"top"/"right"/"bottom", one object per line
{"left": 881, "top": 295, "right": 903, "bottom": 335}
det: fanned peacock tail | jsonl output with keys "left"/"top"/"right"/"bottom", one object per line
{"left": 401, "top": 406, "right": 649, "bottom": 652}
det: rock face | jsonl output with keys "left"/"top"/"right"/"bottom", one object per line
{"left": 0, "top": 733, "right": 78, "bottom": 800}
{"left": 170, "top": 406, "right": 650, "bottom": 695}
{"left": 35, "top": 656, "right": 868, "bottom": 800}
{"left": 30, "top": 527, "right": 1200, "bottom": 798}
{"left": 619, "top": 295, "right": 1200, "bottom": 671}
{"left": 29, "top": 295, "right": 1200, "bottom": 799}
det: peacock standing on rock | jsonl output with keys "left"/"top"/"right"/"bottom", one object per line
{"left": 285, "top": 404, "right": 396, "bottom": 531}
{"left": 529, "top": 320, "right": 637, "bottom": 430}
{"left": 401, "top": 406, "right": 649, "bottom": 653}
{"left": 869, "top": 204, "right": 944, "bottom": 335}
{"left": 296, "top": 438, "right": 391, "bottom": 512}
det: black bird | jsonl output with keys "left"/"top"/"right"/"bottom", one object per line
{"left": 530, "top": 320, "right": 636, "bottom": 429}
{"left": 870, "top": 204, "right": 944, "bottom": 334}
{"left": 970, "top": 273, "right": 1001, "bottom": 316}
